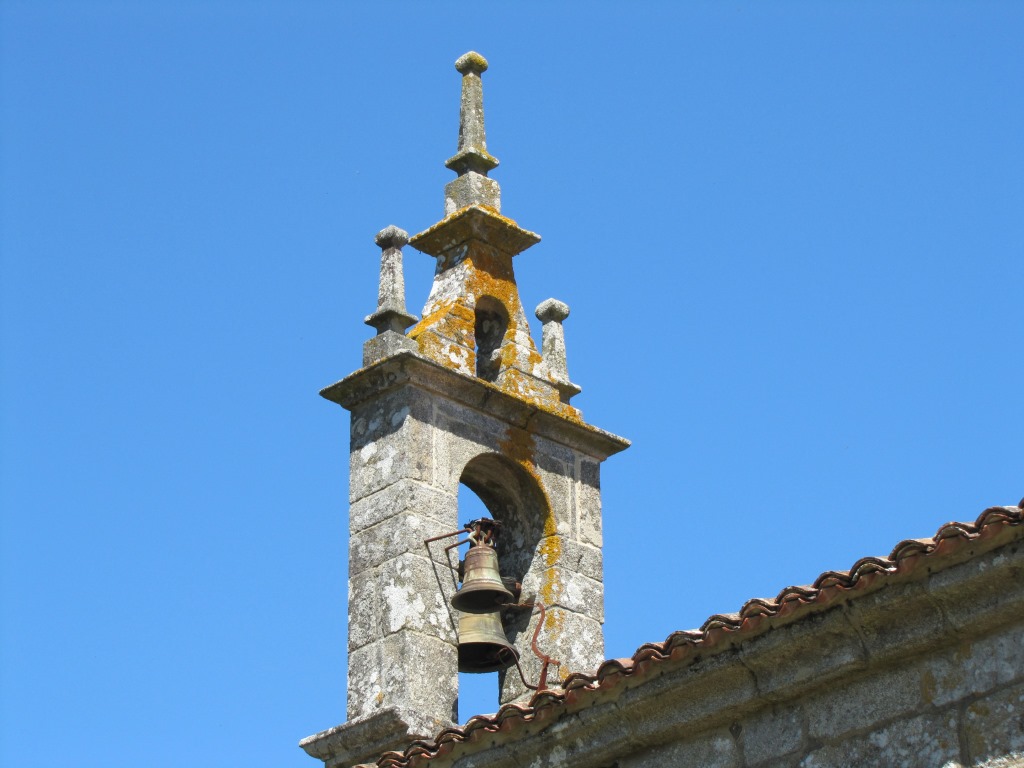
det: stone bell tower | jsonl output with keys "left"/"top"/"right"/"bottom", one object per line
{"left": 301, "top": 52, "right": 629, "bottom": 768}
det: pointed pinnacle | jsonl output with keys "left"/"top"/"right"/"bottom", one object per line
{"left": 366, "top": 225, "right": 417, "bottom": 335}
{"left": 446, "top": 51, "right": 499, "bottom": 176}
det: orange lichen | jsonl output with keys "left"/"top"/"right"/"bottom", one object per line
{"left": 406, "top": 208, "right": 588, "bottom": 650}
{"left": 408, "top": 302, "right": 453, "bottom": 338}
{"left": 405, "top": 210, "right": 589, "bottom": 426}
{"left": 495, "top": 423, "right": 566, "bottom": 644}
{"left": 538, "top": 543, "right": 564, "bottom": 635}
{"left": 413, "top": 330, "right": 475, "bottom": 375}
{"left": 496, "top": 424, "right": 537, "bottom": 475}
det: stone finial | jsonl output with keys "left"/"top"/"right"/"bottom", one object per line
{"left": 536, "top": 299, "right": 582, "bottom": 403}
{"left": 444, "top": 51, "right": 501, "bottom": 214}
{"left": 447, "top": 51, "right": 497, "bottom": 175}
{"left": 536, "top": 298, "right": 570, "bottom": 325}
{"left": 363, "top": 226, "right": 418, "bottom": 365}
{"left": 374, "top": 224, "right": 409, "bottom": 250}
{"left": 454, "top": 51, "right": 488, "bottom": 75}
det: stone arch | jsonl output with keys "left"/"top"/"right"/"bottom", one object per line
{"left": 458, "top": 451, "right": 548, "bottom": 585}
{"left": 458, "top": 451, "right": 550, "bottom": 706}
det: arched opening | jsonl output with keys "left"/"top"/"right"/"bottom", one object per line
{"left": 473, "top": 296, "right": 508, "bottom": 382}
{"left": 455, "top": 453, "right": 549, "bottom": 721}
{"left": 455, "top": 483, "right": 499, "bottom": 722}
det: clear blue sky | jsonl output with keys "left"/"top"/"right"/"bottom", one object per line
{"left": 1, "top": 2, "right": 1021, "bottom": 766}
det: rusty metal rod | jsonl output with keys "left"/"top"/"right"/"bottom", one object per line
{"left": 500, "top": 601, "right": 560, "bottom": 692}
{"left": 423, "top": 527, "right": 471, "bottom": 593}
{"left": 423, "top": 527, "right": 471, "bottom": 546}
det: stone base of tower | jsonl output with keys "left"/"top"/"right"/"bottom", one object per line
{"left": 300, "top": 707, "right": 446, "bottom": 768}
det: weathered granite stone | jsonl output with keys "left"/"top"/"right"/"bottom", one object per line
{"left": 922, "top": 621, "right": 1024, "bottom": 708}
{"left": 738, "top": 607, "right": 867, "bottom": 698}
{"left": 804, "top": 663, "right": 924, "bottom": 741}
{"left": 362, "top": 330, "right": 416, "bottom": 367}
{"left": 366, "top": 227, "right": 416, "bottom": 328}
{"left": 576, "top": 458, "right": 603, "bottom": 547}
{"left": 347, "top": 568, "right": 381, "bottom": 652}
{"left": 348, "top": 551, "right": 459, "bottom": 653}
{"left": 963, "top": 681, "right": 1024, "bottom": 764}
{"left": 347, "top": 394, "right": 433, "bottom": 504}
{"left": 348, "top": 479, "right": 456, "bottom": 531}
{"left": 377, "top": 553, "right": 456, "bottom": 641}
{"left": 800, "top": 710, "right": 961, "bottom": 768}
{"left": 519, "top": 564, "right": 604, "bottom": 621}
{"left": 622, "top": 728, "right": 741, "bottom": 768}
{"left": 741, "top": 704, "right": 805, "bottom": 766}
{"left": 843, "top": 578, "right": 948, "bottom": 659}
{"left": 547, "top": 536, "right": 603, "bottom": 583}
{"left": 445, "top": 52, "right": 498, "bottom": 179}
{"left": 501, "top": 607, "right": 604, "bottom": 704}
{"left": 347, "top": 631, "right": 458, "bottom": 726}
{"left": 445, "top": 172, "right": 500, "bottom": 216}
{"left": 349, "top": 387, "right": 431, "bottom": 451}
{"left": 300, "top": 707, "right": 444, "bottom": 768}
{"left": 363, "top": 226, "right": 418, "bottom": 365}
{"left": 535, "top": 299, "right": 581, "bottom": 403}
{"left": 617, "top": 647, "right": 760, "bottom": 731}
{"left": 349, "top": 511, "right": 454, "bottom": 574}
{"left": 926, "top": 540, "right": 1024, "bottom": 632}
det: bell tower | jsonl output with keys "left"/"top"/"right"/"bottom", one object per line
{"left": 301, "top": 52, "right": 629, "bottom": 768}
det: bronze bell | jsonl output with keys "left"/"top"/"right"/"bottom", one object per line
{"left": 451, "top": 545, "right": 514, "bottom": 613}
{"left": 458, "top": 609, "right": 519, "bottom": 673}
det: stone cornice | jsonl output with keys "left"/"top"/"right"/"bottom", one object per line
{"left": 320, "top": 350, "right": 630, "bottom": 461}
{"left": 409, "top": 205, "right": 540, "bottom": 259}
{"left": 300, "top": 707, "right": 446, "bottom": 768}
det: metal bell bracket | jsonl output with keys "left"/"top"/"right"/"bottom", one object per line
{"left": 423, "top": 517, "right": 502, "bottom": 591}
{"left": 423, "top": 520, "right": 561, "bottom": 691}
{"left": 504, "top": 601, "right": 561, "bottom": 693}
{"left": 465, "top": 517, "right": 502, "bottom": 547}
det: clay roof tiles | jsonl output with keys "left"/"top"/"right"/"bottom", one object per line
{"left": 374, "top": 504, "right": 1024, "bottom": 768}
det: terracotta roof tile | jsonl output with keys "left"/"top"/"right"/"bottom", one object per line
{"left": 372, "top": 504, "right": 1024, "bottom": 768}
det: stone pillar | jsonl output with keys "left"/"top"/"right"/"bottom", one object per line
{"left": 482, "top": 430, "right": 611, "bottom": 706}
{"left": 444, "top": 51, "right": 501, "bottom": 215}
{"left": 362, "top": 226, "right": 418, "bottom": 366}
{"left": 536, "top": 298, "right": 582, "bottom": 403}
{"left": 344, "top": 384, "right": 458, "bottom": 733}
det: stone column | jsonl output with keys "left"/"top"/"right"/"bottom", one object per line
{"left": 536, "top": 298, "right": 582, "bottom": 403}
{"left": 363, "top": 226, "right": 418, "bottom": 366}
{"left": 344, "top": 383, "right": 459, "bottom": 735}
{"left": 444, "top": 51, "right": 501, "bottom": 215}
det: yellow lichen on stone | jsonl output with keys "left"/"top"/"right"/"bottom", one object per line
{"left": 408, "top": 208, "right": 586, "bottom": 424}
{"left": 414, "top": 329, "right": 475, "bottom": 377}
{"left": 495, "top": 424, "right": 564, "bottom": 632}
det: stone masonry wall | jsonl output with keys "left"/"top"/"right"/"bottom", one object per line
{"left": 344, "top": 365, "right": 609, "bottom": 730}
{"left": 616, "top": 619, "right": 1024, "bottom": 768}
{"left": 430, "top": 533, "right": 1023, "bottom": 768}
